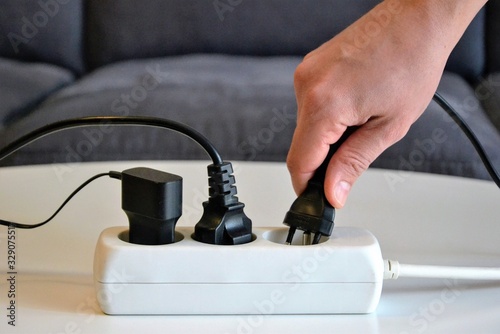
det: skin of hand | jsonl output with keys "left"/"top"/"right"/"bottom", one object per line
{"left": 286, "top": 0, "right": 488, "bottom": 208}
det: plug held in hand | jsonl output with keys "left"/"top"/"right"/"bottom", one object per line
{"left": 283, "top": 127, "right": 358, "bottom": 245}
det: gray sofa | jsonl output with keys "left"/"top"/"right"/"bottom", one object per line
{"left": 1, "top": 0, "right": 499, "bottom": 182}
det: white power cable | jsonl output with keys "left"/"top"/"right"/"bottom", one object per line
{"left": 384, "top": 259, "right": 500, "bottom": 280}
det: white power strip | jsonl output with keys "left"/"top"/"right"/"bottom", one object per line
{"left": 94, "top": 226, "right": 384, "bottom": 315}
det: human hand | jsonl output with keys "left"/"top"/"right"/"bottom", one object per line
{"left": 286, "top": 0, "right": 486, "bottom": 208}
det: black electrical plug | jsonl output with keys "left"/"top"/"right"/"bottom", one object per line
{"left": 193, "top": 162, "right": 252, "bottom": 245}
{"left": 283, "top": 127, "right": 358, "bottom": 245}
{"left": 121, "top": 167, "right": 182, "bottom": 245}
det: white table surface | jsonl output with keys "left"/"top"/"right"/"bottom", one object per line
{"left": 1, "top": 160, "right": 499, "bottom": 334}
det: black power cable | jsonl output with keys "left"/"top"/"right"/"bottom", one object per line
{"left": 0, "top": 172, "right": 118, "bottom": 229}
{"left": 432, "top": 92, "right": 500, "bottom": 188}
{"left": 0, "top": 116, "right": 253, "bottom": 244}
{"left": 0, "top": 116, "right": 224, "bottom": 230}
{"left": 0, "top": 116, "right": 223, "bottom": 165}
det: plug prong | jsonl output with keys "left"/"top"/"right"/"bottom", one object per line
{"left": 303, "top": 231, "right": 312, "bottom": 245}
{"left": 312, "top": 232, "right": 322, "bottom": 245}
{"left": 285, "top": 226, "right": 296, "bottom": 245}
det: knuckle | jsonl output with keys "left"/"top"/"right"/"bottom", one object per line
{"left": 293, "top": 55, "right": 316, "bottom": 85}
{"left": 293, "top": 60, "right": 308, "bottom": 86}
{"left": 294, "top": 64, "right": 329, "bottom": 111}
{"left": 341, "top": 152, "right": 373, "bottom": 178}
{"left": 384, "top": 121, "right": 412, "bottom": 144}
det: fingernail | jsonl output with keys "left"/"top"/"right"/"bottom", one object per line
{"left": 334, "top": 181, "right": 351, "bottom": 208}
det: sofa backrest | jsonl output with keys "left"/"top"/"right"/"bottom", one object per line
{"left": 447, "top": 8, "right": 485, "bottom": 82}
{"left": 86, "top": 0, "right": 375, "bottom": 68}
{"left": 0, "top": 0, "right": 84, "bottom": 74}
{"left": 0, "top": 0, "right": 489, "bottom": 80}
{"left": 86, "top": 0, "right": 486, "bottom": 81}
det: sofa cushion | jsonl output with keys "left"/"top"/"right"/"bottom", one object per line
{"left": 0, "top": 0, "right": 84, "bottom": 74}
{"left": 0, "top": 57, "right": 74, "bottom": 127}
{"left": 86, "top": 0, "right": 485, "bottom": 80}
{"left": 0, "top": 55, "right": 300, "bottom": 166}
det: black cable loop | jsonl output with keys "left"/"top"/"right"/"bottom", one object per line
{"left": 0, "top": 116, "right": 223, "bottom": 165}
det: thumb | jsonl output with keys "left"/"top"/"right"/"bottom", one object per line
{"left": 287, "top": 120, "right": 348, "bottom": 197}
{"left": 324, "top": 123, "right": 406, "bottom": 208}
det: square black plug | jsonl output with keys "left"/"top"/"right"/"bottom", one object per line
{"left": 121, "top": 167, "right": 182, "bottom": 245}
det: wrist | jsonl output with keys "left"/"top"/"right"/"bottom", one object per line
{"left": 399, "top": 0, "right": 487, "bottom": 44}
{"left": 370, "top": 0, "right": 487, "bottom": 71}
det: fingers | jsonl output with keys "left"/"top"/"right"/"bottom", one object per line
{"left": 287, "top": 116, "right": 409, "bottom": 209}
{"left": 286, "top": 118, "right": 347, "bottom": 197}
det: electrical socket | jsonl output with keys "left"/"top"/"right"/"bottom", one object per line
{"left": 94, "top": 226, "right": 384, "bottom": 315}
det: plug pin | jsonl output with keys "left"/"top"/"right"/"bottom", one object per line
{"left": 312, "top": 232, "right": 322, "bottom": 245}
{"left": 303, "top": 231, "right": 312, "bottom": 245}
{"left": 285, "top": 226, "right": 296, "bottom": 245}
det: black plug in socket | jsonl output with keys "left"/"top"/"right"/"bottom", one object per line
{"left": 283, "top": 126, "right": 358, "bottom": 244}
{"left": 122, "top": 167, "right": 182, "bottom": 245}
{"left": 193, "top": 162, "right": 252, "bottom": 245}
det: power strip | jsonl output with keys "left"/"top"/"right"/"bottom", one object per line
{"left": 94, "top": 226, "right": 384, "bottom": 315}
